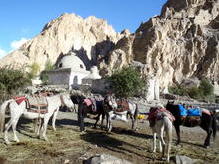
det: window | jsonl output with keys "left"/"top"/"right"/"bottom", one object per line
{"left": 59, "top": 63, "right": 63, "bottom": 68}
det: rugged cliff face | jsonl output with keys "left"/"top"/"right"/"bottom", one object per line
{"left": 1, "top": 0, "right": 218, "bottom": 91}
{"left": 133, "top": 0, "right": 219, "bottom": 89}
{"left": 0, "top": 13, "right": 120, "bottom": 71}
{"left": 101, "top": 0, "right": 219, "bottom": 90}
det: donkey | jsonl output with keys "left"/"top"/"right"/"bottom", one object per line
{"left": 148, "top": 106, "right": 175, "bottom": 162}
{"left": 0, "top": 94, "right": 74, "bottom": 144}
{"left": 103, "top": 94, "right": 138, "bottom": 132}
{"left": 166, "top": 101, "right": 217, "bottom": 148}
{"left": 72, "top": 95, "right": 105, "bottom": 132}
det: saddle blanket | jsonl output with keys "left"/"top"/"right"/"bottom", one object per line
{"left": 13, "top": 95, "right": 48, "bottom": 114}
{"left": 178, "top": 105, "right": 201, "bottom": 116}
{"left": 14, "top": 96, "right": 27, "bottom": 105}
{"left": 83, "top": 98, "right": 97, "bottom": 112}
{"left": 148, "top": 107, "right": 175, "bottom": 127}
{"left": 84, "top": 98, "right": 92, "bottom": 106}
{"left": 115, "top": 99, "right": 129, "bottom": 112}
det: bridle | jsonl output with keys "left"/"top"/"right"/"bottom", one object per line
{"left": 104, "top": 95, "right": 117, "bottom": 110}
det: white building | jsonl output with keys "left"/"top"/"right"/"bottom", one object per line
{"left": 46, "top": 54, "right": 101, "bottom": 89}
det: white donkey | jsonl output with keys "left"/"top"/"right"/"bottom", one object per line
{"left": 0, "top": 94, "right": 74, "bottom": 144}
{"left": 103, "top": 94, "right": 138, "bottom": 132}
{"left": 148, "top": 107, "right": 175, "bottom": 162}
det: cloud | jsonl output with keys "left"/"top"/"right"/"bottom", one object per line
{"left": 0, "top": 37, "right": 29, "bottom": 58}
{"left": 10, "top": 38, "right": 29, "bottom": 50}
{"left": 0, "top": 48, "right": 7, "bottom": 58}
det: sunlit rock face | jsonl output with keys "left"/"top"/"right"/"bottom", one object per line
{"left": 1, "top": 0, "right": 219, "bottom": 92}
{"left": 132, "top": 0, "right": 219, "bottom": 89}
{"left": 0, "top": 13, "right": 120, "bottom": 72}
{"left": 100, "top": 0, "right": 219, "bottom": 90}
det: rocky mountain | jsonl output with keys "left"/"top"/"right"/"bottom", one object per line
{"left": 1, "top": 0, "right": 218, "bottom": 91}
{"left": 102, "top": 0, "right": 219, "bottom": 90}
{"left": 0, "top": 13, "right": 121, "bottom": 71}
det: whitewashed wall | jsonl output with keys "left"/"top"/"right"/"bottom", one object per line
{"left": 146, "top": 77, "right": 160, "bottom": 101}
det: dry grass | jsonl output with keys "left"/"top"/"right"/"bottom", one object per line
{"left": 0, "top": 112, "right": 218, "bottom": 164}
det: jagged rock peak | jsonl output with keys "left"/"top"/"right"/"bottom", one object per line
{"left": 100, "top": 0, "right": 219, "bottom": 91}
{"left": 0, "top": 13, "right": 121, "bottom": 72}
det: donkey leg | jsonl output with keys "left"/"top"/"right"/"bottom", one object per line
{"left": 166, "top": 141, "right": 171, "bottom": 162}
{"left": 36, "top": 118, "right": 43, "bottom": 138}
{"left": 175, "top": 125, "right": 181, "bottom": 145}
{"left": 4, "top": 119, "right": 13, "bottom": 144}
{"left": 153, "top": 132, "right": 157, "bottom": 153}
{"left": 52, "top": 109, "right": 59, "bottom": 131}
{"left": 12, "top": 118, "right": 20, "bottom": 142}
{"left": 93, "top": 114, "right": 100, "bottom": 129}
{"left": 108, "top": 117, "right": 113, "bottom": 132}
{"left": 100, "top": 113, "right": 105, "bottom": 130}
{"left": 42, "top": 116, "right": 51, "bottom": 141}
{"left": 204, "top": 129, "right": 213, "bottom": 148}
{"left": 78, "top": 106, "right": 85, "bottom": 132}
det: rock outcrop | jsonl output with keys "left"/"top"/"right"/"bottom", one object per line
{"left": 101, "top": 0, "right": 219, "bottom": 90}
{"left": 0, "top": 13, "right": 120, "bottom": 71}
{"left": 1, "top": 0, "right": 219, "bottom": 91}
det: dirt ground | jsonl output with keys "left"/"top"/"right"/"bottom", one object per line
{"left": 0, "top": 111, "right": 218, "bottom": 164}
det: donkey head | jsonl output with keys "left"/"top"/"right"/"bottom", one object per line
{"left": 104, "top": 94, "right": 118, "bottom": 110}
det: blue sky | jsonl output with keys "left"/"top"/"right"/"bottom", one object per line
{"left": 0, "top": 0, "right": 166, "bottom": 58}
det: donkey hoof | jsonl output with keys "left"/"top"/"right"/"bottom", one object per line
{"left": 204, "top": 145, "right": 209, "bottom": 149}
{"left": 80, "top": 131, "right": 86, "bottom": 135}
{"left": 14, "top": 139, "right": 20, "bottom": 143}
{"left": 5, "top": 141, "right": 11, "bottom": 145}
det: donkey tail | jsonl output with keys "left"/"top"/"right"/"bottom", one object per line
{"left": 0, "top": 99, "right": 13, "bottom": 133}
{"left": 212, "top": 114, "right": 217, "bottom": 140}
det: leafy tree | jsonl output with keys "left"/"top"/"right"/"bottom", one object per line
{"left": 0, "top": 67, "right": 31, "bottom": 94}
{"left": 27, "top": 62, "right": 40, "bottom": 79}
{"left": 108, "top": 66, "right": 146, "bottom": 98}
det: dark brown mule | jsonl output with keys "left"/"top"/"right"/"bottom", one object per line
{"left": 166, "top": 101, "right": 217, "bottom": 148}
{"left": 71, "top": 95, "right": 105, "bottom": 132}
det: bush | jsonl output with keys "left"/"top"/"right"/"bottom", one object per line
{"left": 27, "top": 62, "right": 40, "bottom": 79}
{"left": 108, "top": 66, "right": 146, "bottom": 98}
{"left": 0, "top": 67, "right": 31, "bottom": 95}
{"left": 199, "top": 78, "right": 213, "bottom": 96}
{"left": 169, "top": 78, "right": 214, "bottom": 102}
{"left": 187, "top": 86, "right": 202, "bottom": 99}
{"left": 44, "top": 59, "right": 55, "bottom": 71}
{"left": 169, "top": 85, "right": 188, "bottom": 96}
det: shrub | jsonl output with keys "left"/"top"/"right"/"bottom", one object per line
{"left": 169, "top": 85, "right": 188, "bottom": 96}
{"left": 108, "top": 66, "right": 146, "bottom": 98}
{"left": 199, "top": 78, "right": 213, "bottom": 96}
{"left": 0, "top": 67, "right": 31, "bottom": 94}
{"left": 169, "top": 78, "right": 214, "bottom": 102}
{"left": 187, "top": 86, "right": 202, "bottom": 99}
{"left": 44, "top": 59, "right": 55, "bottom": 71}
{"left": 27, "top": 62, "right": 40, "bottom": 79}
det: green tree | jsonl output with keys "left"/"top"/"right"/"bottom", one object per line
{"left": 0, "top": 67, "right": 31, "bottom": 94}
{"left": 27, "top": 62, "right": 40, "bottom": 79}
{"left": 108, "top": 66, "right": 146, "bottom": 98}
